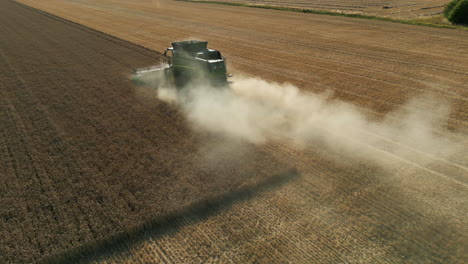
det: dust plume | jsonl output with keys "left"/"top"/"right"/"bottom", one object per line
{"left": 154, "top": 76, "right": 460, "bottom": 166}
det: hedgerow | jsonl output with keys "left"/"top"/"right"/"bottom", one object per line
{"left": 445, "top": 0, "right": 468, "bottom": 24}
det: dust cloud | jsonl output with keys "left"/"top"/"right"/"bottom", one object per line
{"left": 154, "top": 75, "right": 459, "bottom": 166}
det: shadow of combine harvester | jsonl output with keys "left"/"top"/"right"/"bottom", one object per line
{"left": 45, "top": 169, "right": 300, "bottom": 264}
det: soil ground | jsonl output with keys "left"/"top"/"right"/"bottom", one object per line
{"left": 3, "top": 0, "right": 468, "bottom": 263}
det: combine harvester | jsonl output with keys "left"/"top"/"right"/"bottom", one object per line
{"left": 133, "top": 40, "right": 232, "bottom": 88}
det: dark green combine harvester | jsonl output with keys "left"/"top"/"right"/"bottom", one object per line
{"left": 133, "top": 40, "right": 232, "bottom": 88}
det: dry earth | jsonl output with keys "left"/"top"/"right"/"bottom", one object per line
{"left": 4, "top": 0, "right": 468, "bottom": 263}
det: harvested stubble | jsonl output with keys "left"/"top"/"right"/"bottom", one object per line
{"left": 0, "top": 0, "right": 289, "bottom": 263}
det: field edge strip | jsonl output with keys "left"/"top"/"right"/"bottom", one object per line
{"left": 175, "top": 0, "right": 468, "bottom": 31}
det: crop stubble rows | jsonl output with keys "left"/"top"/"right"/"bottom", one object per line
{"left": 0, "top": 0, "right": 288, "bottom": 262}
{"left": 4, "top": 0, "right": 468, "bottom": 263}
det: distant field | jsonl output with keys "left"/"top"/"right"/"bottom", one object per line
{"left": 187, "top": 0, "right": 451, "bottom": 19}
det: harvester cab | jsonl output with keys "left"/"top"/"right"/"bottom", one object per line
{"left": 133, "top": 40, "right": 232, "bottom": 89}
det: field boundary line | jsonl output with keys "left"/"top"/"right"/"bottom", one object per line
{"left": 175, "top": 0, "right": 468, "bottom": 31}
